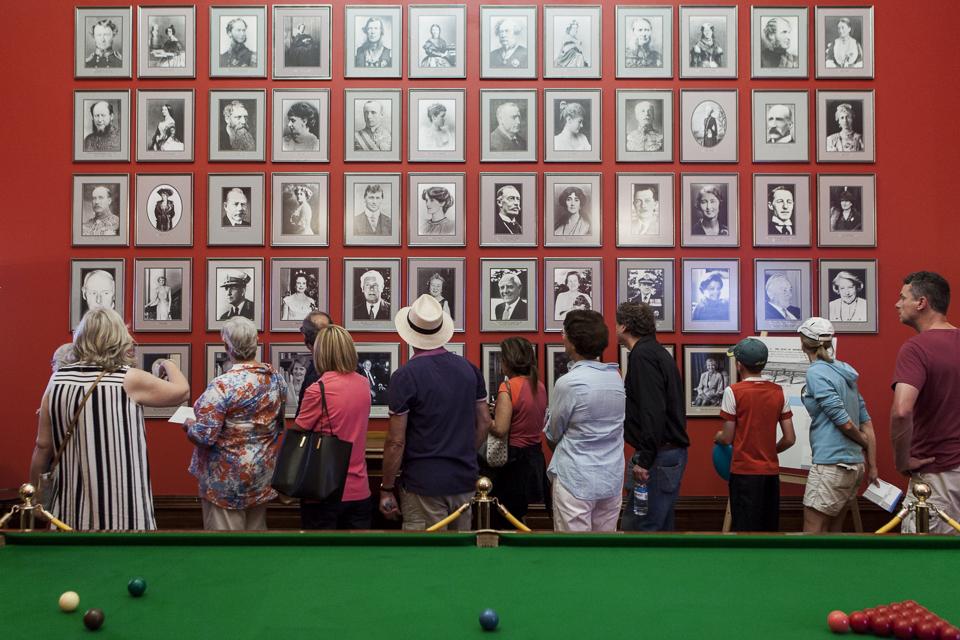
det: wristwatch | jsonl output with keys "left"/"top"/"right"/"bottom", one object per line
{"left": 379, "top": 483, "right": 395, "bottom": 492}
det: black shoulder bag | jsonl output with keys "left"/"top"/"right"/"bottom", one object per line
{"left": 271, "top": 380, "right": 353, "bottom": 501}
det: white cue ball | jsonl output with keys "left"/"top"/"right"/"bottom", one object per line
{"left": 59, "top": 591, "right": 79, "bottom": 612}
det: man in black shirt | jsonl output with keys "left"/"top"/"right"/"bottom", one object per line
{"left": 295, "top": 310, "right": 332, "bottom": 417}
{"left": 616, "top": 302, "right": 690, "bottom": 531}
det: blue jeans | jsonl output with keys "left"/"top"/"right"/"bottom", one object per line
{"left": 621, "top": 447, "right": 688, "bottom": 531}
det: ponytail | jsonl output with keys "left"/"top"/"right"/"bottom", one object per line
{"left": 799, "top": 334, "right": 834, "bottom": 363}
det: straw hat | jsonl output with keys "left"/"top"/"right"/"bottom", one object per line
{"left": 395, "top": 294, "right": 454, "bottom": 350}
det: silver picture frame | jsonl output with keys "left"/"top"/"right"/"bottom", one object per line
{"left": 408, "top": 89, "right": 466, "bottom": 163}
{"left": 269, "top": 258, "right": 330, "bottom": 332}
{"left": 543, "top": 5, "right": 602, "bottom": 79}
{"left": 815, "top": 6, "right": 874, "bottom": 79}
{"left": 617, "top": 258, "right": 676, "bottom": 332}
{"left": 271, "top": 173, "right": 329, "bottom": 247}
{"left": 138, "top": 5, "right": 196, "bottom": 78}
{"left": 679, "top": 5, "right": 738, "bottom": 79}
{"left": 73, "top": 90, "right": 130, "bottom": 162}
{"left": 75, "top": 6, "right": 132, "bottom": 79}
{"left": 205, "top": 258, "right": 264, "bottom": 332}
{"left": 209, "top": 5, "right": 267, "bottom": 78}
{"left": 205, "top": 343, "right": 263, "bottom": 385}
{"left": 817, "top": 173, "right": 877, "bottom": 247}
{"left": 136, "top": 89, "right": 195, "bottom": 163}
{"left": 544, "top": 88, "right": 602, "bottom": 163}
{"left": 479, "top": 173, "right": 538, "bottom": 247}
{"left": 408, "top": 4, "right": 467, "bottom": 79}
{"left": 70, "top": 259, "right": 125, "bottom": 330}
{"left": 344, "top": 5, "right": 403, "bottom": 78}
{"left": 480, "top": 5, "right": 538, "bottom": 79}
{"left": 344, "top": 89, "right": 402, "bottom": 162}
{"left": 481, "top": 258, "right": 538, "bottom": 332}
{"left": 480, "top": 89, "right": 537, "bottom": 163}
{"left": 544, "top": 343, "right": 572, "bottom": 402}
{"left": 133, "top": 258, "right": 192, "bottom": 332}
{"left": 270, "top": 343, "right": 312, "bottom": 418}
{"left": 680, "top": 89, "right": 738, "bottom": 163}
{"left": 343, "top": 173, "right": 401, "bottom": 247}
{"left": 355, "top": 342, "right": 401, "bottom": 418}
{"left": 682, "top": 258, "right": 740, "bottom": 333}
{"left": 683, "top": 345, "right": 736, "bottom": 417}
{"left": 207, "top": 173, "right": 265, "bottom": 246}
{"left": 750, "top": 6, "right": 808, "bottom": 79}
{"left": 407, "top": 257, "right": 466, "bottom": 332}
{"left": 272, "top": 4, "right": 332, "bottom": 80}
{"left": 208, "top": 89, "right": 266, "bottom": 162}
{"left": 816, "top": 89, "right": 875, "bottom": 163}
{"left": 343, "top": 258, "right": 401, "bottom": 332}
{"left": 752, "top": 90, "right": 809, "bottom": 163}
{"left": 616, "top": 89, "right": 673, "bottom": 163}
{"left": 544, "top": 173, "right": 602, "bottom": 247}
{"left": 135, "top": 173, "right": 193, "bottom": 247}
{"left": 681, "top": 173, "right": 740, "bottom": 247}
{"left": 72, "top": 174, "right": 129, "bottom": 247}
{"left": 544, "top": 258, "right": 603, "bottom": 333}
{"left": 819, "top": 259, "right": 878, "bottom": 333}
{"left": 753, "top": 173, "right": 811, "bottom": 248}
{"left": 615, "top": 5, "right": 673, "bottom": 79}
{"left": 754, "top": 259, "right": 813, "bottom": 333}
{"left": 271, "top": 89, "right": 330, "bottom": 163}
{"left": 407, "top": 173, "right": 466, "bottom": 247}
{"left": 134, "top": 344, "right": 191, "bottom": 418}
{"left": 616, "top": 173, "right": 675, "bottom": 248}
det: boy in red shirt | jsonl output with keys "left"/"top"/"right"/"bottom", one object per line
{"left": 715, "top": 338, "right": 796, "bottom": 532}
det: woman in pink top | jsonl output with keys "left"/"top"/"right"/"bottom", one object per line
{"left": 296, "top": 325, "right": 372, "bottom": 529}
{"left": 487, "top": 337, "right": 548, "bottom": 527}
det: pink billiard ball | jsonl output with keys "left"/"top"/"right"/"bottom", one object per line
{"left": 828, "top": 611, "right": 851, "bottom": 634}
{"left": 850, "top": 611, "right": 871, "bottom": 634}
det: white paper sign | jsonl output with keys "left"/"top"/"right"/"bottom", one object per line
{"left": 862, "top": 478, "right": 905, "bottom": 513}
{"left": 168, "top": 406, "right": 196, "bottom": 424}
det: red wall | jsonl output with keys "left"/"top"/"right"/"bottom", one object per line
{"left": 1, "top": 0, "right": 956, "bottom": 497}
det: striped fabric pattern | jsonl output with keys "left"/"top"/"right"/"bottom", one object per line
{"left": 48, "top": 364, "right": 156, "bottom": 530}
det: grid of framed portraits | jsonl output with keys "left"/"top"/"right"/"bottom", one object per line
{"left": 71, "top": 4, "right": 881, "bottom": 421}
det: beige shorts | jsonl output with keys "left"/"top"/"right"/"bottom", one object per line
{"left": 803, "top": 463, "right": 864, "bottom": 517}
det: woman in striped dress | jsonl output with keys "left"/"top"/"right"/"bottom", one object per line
{"left": 29, "top": 309, "right": 190, "bottom": 530}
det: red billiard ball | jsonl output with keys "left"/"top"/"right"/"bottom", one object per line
{"left": 893, "top": 618, "right": 915, "bottom": 640}
{"left": 828, "top": 611, "right": 851, "bottom": 634}
{"left": 942, "top": 626, "right": 960, "bottom": 640}
{"left": 915, "top": 621, "right": 938, "bottom": 640}
{"left": 872, "top": 615, "right": 893, "bottom": 637}
{"left": 849, "top": 611, "right": 870, "bottom": 634}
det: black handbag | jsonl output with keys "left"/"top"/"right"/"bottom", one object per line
{"left": 271, "top": 380, "right": 353, "bottom": 501}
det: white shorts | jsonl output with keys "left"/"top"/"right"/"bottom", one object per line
{"left": 803, "top": 463, "right": 863, "bottom": 517}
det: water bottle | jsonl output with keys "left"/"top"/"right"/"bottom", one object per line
{"left": 632, "top": 483, "right": 649, "bottom": 517}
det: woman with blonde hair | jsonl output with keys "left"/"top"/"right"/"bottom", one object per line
{"left": 295, "top": 325, "right": 373, "bottom": 529}
{"left": 185, "top": 317, "right": 287, "bottom": 531}
{"left": 797, "top": 317, "right": 877, "bottom": 532}
{"left": 29, "top": 308, "right": 189, "bottom": 530}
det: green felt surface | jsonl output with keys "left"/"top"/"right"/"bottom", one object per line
{"left": 1, "top": 532, "right": 958, "bottom": 639}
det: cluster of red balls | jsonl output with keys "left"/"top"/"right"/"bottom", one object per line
{"left": 827, "top": 601, "right": 959, "bottom": 639}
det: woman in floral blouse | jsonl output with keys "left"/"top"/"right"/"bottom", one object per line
{"left": 184, "top": 317, "right": 287, "bottom": 530}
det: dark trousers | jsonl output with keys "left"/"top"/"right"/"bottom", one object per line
{"left": 300, "top": 497, "right": 372, "bottom": 530}
{"left": 729, "top": 473, "right": 780, "bottom": 532}
{"left": 480, "top": 444, "right": 546, "bottom": 530}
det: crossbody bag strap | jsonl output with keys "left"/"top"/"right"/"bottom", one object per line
{"left": 48, "top": 370, "right": 109, "bottom": 472}
{"left": 316, "top": 379, "right": 332, "bottom": 436}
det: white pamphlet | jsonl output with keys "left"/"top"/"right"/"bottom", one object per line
{"left": 167, "top": 406, "right": 196, "bottom": 425}
{"left": 862, "top": 478, "right": 905, "bottom": 513}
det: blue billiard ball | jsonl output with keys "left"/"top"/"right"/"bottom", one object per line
{"left": 479, "top": 608, "right": 499, "bottom": 631}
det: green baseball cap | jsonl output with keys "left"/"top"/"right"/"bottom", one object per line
{"left": 728, "top": 338, "right": 768, "bottom": 369}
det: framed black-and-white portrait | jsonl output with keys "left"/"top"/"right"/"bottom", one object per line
{"left": 343, "top": 258, "right": 400, "bottom": 332}
{"left": 545, "top": 343, "right": 573, "bottom": 401}
{"left": 345, "top": 5, "right": 402, "bottom": 78}
{"left": 683, "top": 345, "right": 736, "bottom": 417}
{"left": 136, "top": 89, "right": 194, "bottom": 162}
{"left": 408, "top": 89, "right": 465, "bottom": 163}
{"left": 751, "top": 6, "right": 807, "bottom": 78}
{"left": 679, "top": 5, "right": 738, "bottom": 79}
{"left": 752, "top": 90, "right": 809, "bottom": 163}
{"left": 409, "top": 343, "right": 465, "bottom": 359}
{"left": 479, "top": 173, "right": 537, "bottom": 247}
{"left": 73, "top": 90, "right": 130, "bottom": 162}
{"left": 480, "top": 5, "right": 537, "bottom": 79}
{"left": 820, "top": 259, "right": 877, "bottom": 333}
{"left": 270, "top": 258, "right": 329, "bottom": 332}
{"left": 72, "top": 174, "right": 129, "bottom": 247}
{"left": 682, "top": 258, "right": 740, "bottom": 333}
{"left": 272, "top": 4, "right": 332, "bottom": 79}
{"left": 407, "top": 258, "right": 466, "bottom": 332}
{"left": 272, "top": 89, "right": 329, "bottom": 163}
{"left": 481, "top": 258, "right": 538, "bottom": 332}
{"left": 544, "top": 173, "right": 602, "bottom": 247}
{"left": 208, "top": 90, "right": 265, "bottom": 162}
{"left": 206, "top": 258, "right": 264, "bottom": 332}
{"left": 817, "top": 174, "right": 877, "bottom": 247}
{"left": 356, "top": 343, "right": 400, "bottom": 417}
{"left": 815, "top": 6, "right": 874, "bottom": 79}
{"left": 681, "top": 173, "right": 740, "bottom": 247}
{"left": 271, "top": 173, "right": 329, "bottom": 247}
{"left": 408, "top": 173, "right": 466, "bottom": 246}
{"left": 75, "top": 7, "right": 132, "bottom": 78}
{"left": 621, "top": 343, "right": 675, "bottom": 378}
{"left": 817, "top": 90, "right": 875, "bottom": 163}
{"left": 616, "top": 5, "right": 673, "bottom": 78}
{"left": 138, "top": 5, "right": 195, "bottom": 78}
{"left": 344, "top": 89, "right": 401, "bottom": 162}
{"left": 207, "top": 173, "right": 265, "bottom": 246}
{"left": 480, "top": 89, "right": 537, "bottom": 163}
{"left": 134, "top": 258, "right": 192, "bottom": 332}
{"left": 409, "top": 5, "right": 466, "bottom": 78}
{"left": 753, "top": 174, "right": 811, "bottom": 247}
{"left": 616, "top": 173, "right": 675, "bottom": 248}
{"left": 680, "top": 89, "right": 738, "bottom": 163}
{"left": 617, "top": 258, "right": 675, "bottom": 332}
{"left": 616, "top": 89, "right": 673, "bottom": 163}
{"left": 544, "top": 89, "right": 601, "bottom": 163}
{"left": 343, "top": 173, "right": 401, "bottom": 247}
{"left": 481, "top": 343, "right": 507, "bottom": 404}
{"left": 205, "top": 343, "right": 263, "bottom": 385}
{"left": 135, "top": 173, "right": 192, "bottom": 247}
{"left": 754, "top": 259, "right": 812, "bottom": 333}
{"left": 544, "top": 258, "right": 602, "bottom": 332}
{"left": 70, "top": 259, "right": 125, "bottom": 330}
{"left": 269, "top": 344, "right": 311, "bottom": 418}
{"left": 135, "top": 344, "right": 191, "bottom": 418}
{"left": 209, "top": 6, "right": 266, "bottom": 78}
{"left": 543, "top": 5, "right": 602, "bottom": 79}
